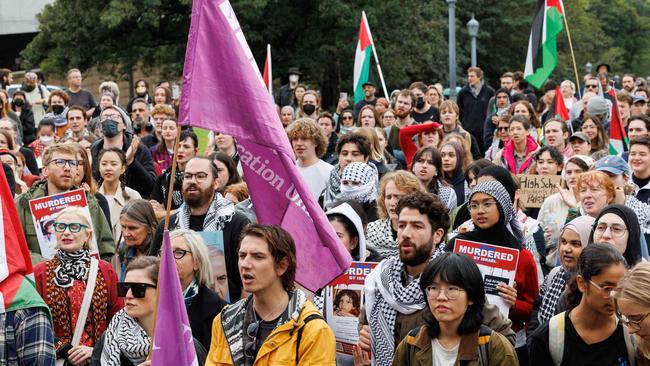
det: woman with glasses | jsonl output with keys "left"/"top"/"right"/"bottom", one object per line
{"left": 91, "top": 256, "right": 207, "bottom": 366}
{"left": 34, "top": 206, "right": 123, "bottom": 366}
{"left": 392, "top": 252, "right": 517, "bottom": 365}
{"left": 446, "top": 181, "right": 539, "bottom": 364}
{"left": 529, "top": 244, "right": 633, "bottom": 366}
{"left": 485, "top": 116, "right": 511, "bottom": 162}
{"left": 169, "top": 229, "right": 227, "bottom": 350}
{"left": 590, "top": 204, "right": 643, "bottom": 267}
{"left": 613, "top": 262, "right": 650, "bottom": 365}
{"left": 381, "top": 109, "right": 396, "bottom": 128}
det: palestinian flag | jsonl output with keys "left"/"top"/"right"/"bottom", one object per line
{"left": 608, "top": 88, "right": 629, "bottom": 155}
{"left": 553, "top": 86, "right": 570, "bottom": 121}
{"left": 262, "top": 44, "right": 273, "bottom": 97}
{"left": 524, "top": 0, "right": 565, "bottom": 89}
{"left": 0, "top": 167, "right": 48, "bottom": 314}
{"left": 353, "top": 11, "right": 374, "bottom": 103}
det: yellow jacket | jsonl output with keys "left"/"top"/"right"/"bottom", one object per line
{"left": 206, "top": 292, "right": 336, "bottom": 365}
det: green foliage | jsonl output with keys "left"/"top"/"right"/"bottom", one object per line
{"left": 21, "top": 0, "right": 650, "bottom": 105}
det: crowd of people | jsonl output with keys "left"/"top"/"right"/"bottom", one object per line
{"left": 1, "top": 63, "right": 650, "bottom": 366}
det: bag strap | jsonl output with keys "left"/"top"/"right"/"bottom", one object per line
{"left": 403, "top": 325, "right": 423, "bottom": 366}
{"left": 548, "top": 311, "right": 566, "bottom": 366}
{"left": 295, "top": 313, "right": 324, "bottom": 365}
{"left": 71, "top": 258, "right": 99, "bottom": 346}
{"left": 477, "top": 325, "right": 492, "bottom": 366}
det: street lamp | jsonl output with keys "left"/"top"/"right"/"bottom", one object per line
{"left": 467, "top": 14, "right": 479, "bottom": 67}
{"left": 585, "top": 62, "right": 593, "bottom": 75}
{"left": 447, "top": 0, "right": 457, "bottom": 100}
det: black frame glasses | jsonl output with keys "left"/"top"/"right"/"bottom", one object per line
{"left": 47, "top": 159, "right": 80, "bottom": 168}
{"left": 173, "top": 249, "right": 192, "bottom": 260}
{"left": 53, "top": 222, "right": 88, "bottom": 233}
{"left": 244, "top": 320, "right": 260, "bottom": 361}
{"left": 117, "top": 282, "right": 157, "bottom": 298}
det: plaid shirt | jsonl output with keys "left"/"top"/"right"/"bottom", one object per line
{"left": 0, "top": 307, "right": 56, "bottom": 366}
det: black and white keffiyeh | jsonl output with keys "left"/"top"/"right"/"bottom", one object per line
{"left": 100, "top": 309, "right": 150, "bottom": 366}
{"left": 470, "top": 181, "right": 524, "bottom": 244}
{"left": 54, "top": 249, "right": 91, "bottom": 288}
{"left": 322, "top": 164, "right": 342, "bottom": 208}
{"left": 364, "top": 257, "right": 426, "bottom": 366}
{"left": 367, "top": 219, "right": 397, "bottom": 259}
{"left": 177, "top": 192, "right": 235, "bottom": 231}
{"left": 537, "top": 266, "right": 568, "bottom": 325}
{"left": 338, "top": 162, "right": 378, "bottom": 203}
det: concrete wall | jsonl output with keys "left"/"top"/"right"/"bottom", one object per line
{"left": 0, "top": 0, "right": 54, "bottom": 35}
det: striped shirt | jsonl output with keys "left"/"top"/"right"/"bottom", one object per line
{"left": 0, "top": 307, "right": 56, "bottom": 366}
{"left": 149, "top": 146, "right": 173, "bottom": 173}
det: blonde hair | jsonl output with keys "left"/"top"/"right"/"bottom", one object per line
{"left": 54, "top": 206, "right": 94, "bottom": 250}
{"left": 377, "top": 171, "right": 426, "bottom": 219}
{"left": 169, "top": 229, "right": 214, "bottom": 287}
{"left": 613, "top": 262, "right": 650, "bottom": 358}
{"left": 355, "top": 127, "right": 383, "bottom": 161}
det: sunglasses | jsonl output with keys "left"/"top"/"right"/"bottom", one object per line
{"left": 244, "top": 320, "right": 259, "bottom": 361}
{"left": 585, "top": 84, "right": 599, "bottom": 89}
{"left": 117, "top": 282, "right": 157, "bottom": 298}
{"left": 497, "top": 127, "right": 509, "bottom": 132}
{"left": 342, "top": 116, "right": 353, "bottom": 120}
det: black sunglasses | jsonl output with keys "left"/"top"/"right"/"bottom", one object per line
{"left": 117, "top": 282, "right": 157, "bottom": 298}
{"left": 586, "top": 84, "right": 599, "bottom": 89}
{"left": 244, "top": 321, "right": 260, "bottom": 361}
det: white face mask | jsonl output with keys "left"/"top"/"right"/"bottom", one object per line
{"left": 40, "top": 135, "right": 53, "bottom": 144}
{"left": 289, "top": 74, "right": 299, "bottom": 83}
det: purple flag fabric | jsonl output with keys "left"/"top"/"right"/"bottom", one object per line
{"left": 151, "top": 231, "right": 197, "bottom": 366}
{"left": 178, "top": 0, "right": 352, "bottom": 291}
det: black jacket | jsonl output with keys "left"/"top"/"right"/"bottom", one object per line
{"left": 188, "top": 284, "right": 228, "bottom": 350}
{"left": 17, "top": 107, "right": 36, "bottom": 145}
{"left": 90, "top": 132, "right": 156, "bottom": 197}
{"left": 457, "top": 84, "right": 495, "bottom": 136}
{"left": 149, "top": 211, "right": 250, "bottom": 301}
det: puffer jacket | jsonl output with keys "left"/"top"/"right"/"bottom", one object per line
{"left": 14, "top": 180, "right": 116, "bottom": 264}
{"left": 206, "top": 290, "right": 336, "bottom": 365}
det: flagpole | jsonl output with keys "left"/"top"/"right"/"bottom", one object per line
{"left": 148, "top": 126, "right": 182, "bottom": 357}
{"left": 362, "top": 11, "right": 389, "bottom": 99}
{"left": 561, "top": 3, "right": 582, "bottom": 98}
{"left": 267, "top": 44, "right": 273, "bottom": 97}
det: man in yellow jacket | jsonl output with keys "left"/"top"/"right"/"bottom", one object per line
{"left": 206, "top": 224, "right": 336, "bottom": 365}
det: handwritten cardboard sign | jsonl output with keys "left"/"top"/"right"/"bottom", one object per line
{"left": 517, "top": 174, "right": 562, "bottom": 208}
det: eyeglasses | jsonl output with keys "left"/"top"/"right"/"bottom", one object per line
{"left": 589, "top": 280, "right": 616, "bottom": 298}
{"left": 183, "top": 172, "right": 209, "bottom": 182}
{"left": 100, "top": 114, "right": 122, "bottom": 122}
{"left": 173, "top": 249, "right": 192, "bottom": 260}
{"left": 618, "top": 311, "right": 650, "bottom": 331}
{"left": 594, "top": 223, "right": 628, "bottom": 238}
{"left": 244, "top": 320, "right": 259, "bottom": 361}
{"left": 497, "top": 127, "right": 509, "bottom": 132}
{"left": 117, "top": 282, "right": 157, "bottom": 298}
{"left": 585, "top": 84, "right": 599, "bottom": 89}
{"left": 53, "top": 222, "right": 88, "bottom": 233}
{"left": 426, "top": 285, "right": 464, "bottom": 300}
{"left": 468, "top": 200, "right": 497, "bottom": 212}
{"left": 47, "top": 158, "right": 80, "bottom": 168}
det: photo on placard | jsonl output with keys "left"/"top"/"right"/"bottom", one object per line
{"left": 333, "top": 289, "right": 361, "bottom": 318}
{"left": 197, "top": 231, "right": 230, "bottom": 303}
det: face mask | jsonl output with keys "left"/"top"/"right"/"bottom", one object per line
{"left": 40, "top": 135, "right": 53, "bottom": 144}
{"left": 14, "top": 99, "right": 25, "bottom": 107}
{"left": 415, "top": 97, "right": 425, "bottom": 109}
{"left": 22, "top": 84, "right": 35, "bottom": 92}
{"left": 52, "top": 105, "right": 65, "bottom": 115}
{"left": 302, "top": 104, "right": 316, "bottom": 115}
{"left": 136, "top": 86, "right": 147, "bottom": 95}
{"left": 289, "top": 74, "right": 299, "bottom": 83}
{"left": 102, "top": 119, "right": 120, "bottom": 138}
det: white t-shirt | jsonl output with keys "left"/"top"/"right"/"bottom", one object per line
{"left": 431, "top": 338, "right": 459, "bottom": 366}
{"left": 297, "top": 159, "right": 334, "bottom": 200}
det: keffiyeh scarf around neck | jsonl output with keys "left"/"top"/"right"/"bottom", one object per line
{"left": 338, "top": 162, "right": 378, "bottom": 203}
{"left": 177, "top": 192, "right": 235, "bottom": 231}
{"left": 54, "top": 249, "right": 91, "bottom": 288}
{"left": 364, "top": 257, "right": 426, "bottom": 366}
{"left": 323, "top": 164, "right": 342, "bottom": 208}
{"left": 100, "top": 309, "right": 150, "bottom": 366}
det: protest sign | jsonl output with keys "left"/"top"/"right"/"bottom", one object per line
{"left": 517, "top": 174, "right": 562, "bottom": 208}
{"left": 196, "top": 231, "right": 230, "bottom": 303}
{"left": 28, "top": 189, "right": 97, "bottom": 259}
{"left": 454, "top": 239, "right": 519, "bottom": 317}
{"left": 324, "top": 262, "right": 376, "bottom": 363}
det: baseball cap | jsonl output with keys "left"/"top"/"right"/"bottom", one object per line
{"left": 595, "top": 155, "right": 629, "bottom": 176}
{"left": 362, "top": 81, "right": 376, "bottom": 89}
{"left": 633, "top": 95, "right": 648, "bottom": 105}
{"left": 569, "top": 132, "right": 590, "bottom": 143}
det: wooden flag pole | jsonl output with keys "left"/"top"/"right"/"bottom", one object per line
{"left": 562, "top": 5, "right": 582, "bottom": 98}
{"left": 363, "top": 11, "right": 389, "bottom": 99}
{"left": 148, "top": 126, "right": 182, "bottom": 357}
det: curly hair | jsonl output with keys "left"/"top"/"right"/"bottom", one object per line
{"left": 286, "top": 117, "right": 329, "bottom": 158}
{"left": 395, "top": 191, "right": 450, "bottom": 237}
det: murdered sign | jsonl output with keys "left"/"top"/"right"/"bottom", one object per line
{"left": 517, "top": 174, "right": 562, "bottom": 208}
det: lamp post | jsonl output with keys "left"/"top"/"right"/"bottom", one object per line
{"left": 467, "top": 14, "right": 479, "bottom": 67}
{"left": 447, "top": 0, "right": 457, "bottom": 100}
{"left": 585, "top": 62, "right": 593, "bottom": 75}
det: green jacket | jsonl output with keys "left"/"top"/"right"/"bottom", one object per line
{"left": 14, "top": 180, "right": 115, "bottom": 264}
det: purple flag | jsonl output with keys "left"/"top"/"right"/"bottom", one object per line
{"left": 178, "top": 0, "right": 352, "bottom": 291}
{"left": 151, "top": 231, "right": 197, "bottom": 366}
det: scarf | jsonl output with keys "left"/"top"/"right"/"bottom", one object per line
{"left": 323, "top": 164, "right": 342, "bottom": 208}
{"left": 100, "top": 309, "right": 150, "bottom": 366}
{"left": 161, "top": 168, "right": 185, "bottom": 209}
{"left": 470, "top": 82, "right": 483, "bottom": 98}
{"left": 177, "top": 192, "right": 234, "bottom": 232}
{"left": 365, "top": 257, "right": 426, "bottom": 366}
{"left": 590, "top": 204, "right": 642, "bottom": 265}
{"left": 54, "top": 249, "right": 91, "bottom": 288}
{"left": 183, "top": 279, "right": 199, "bottom": 310}
{"left": 338, "top": 162, "right": 378, "bottom": 204}
{"left": 367, "top": 219, "right": 397, "bottom": 259}
{"left": 537, "top": 267, "right": 569, "bottom": 325}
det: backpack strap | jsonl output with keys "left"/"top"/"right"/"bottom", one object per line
{"left": 295, "top": 313, "right": 324, "bottom": 365}
{"left": 548, "top": 311, "right": 566, "bottom": 366}
{"left": 477, "top": 325, "right": 492, "bottom": 366}
{"left": 404, "top": 325, "right": 422, "bottom": 366}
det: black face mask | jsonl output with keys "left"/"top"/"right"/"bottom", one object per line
{"left": 52, "top": 105, "right": 65, "bottom": 115}
{"left": 14, "top": 99, "right": 25, "bottom": 107}
{"left": 102, "top": 119, "right": 120, "bottom": 138}
{"left": 22, "top": 84, "right": 35, "bottom": 93}
{"left": 303, "top": 104, "right": 316, "bottom": 115}
{"left": 415, "top": 97, "right": 425, "bottom": 109}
